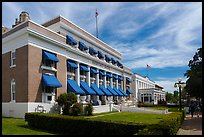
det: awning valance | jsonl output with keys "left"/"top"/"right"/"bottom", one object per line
{"left": 90, "top": 68, "right": 98, "bottom": 74}
{"left": 113, "top": 87, "right": 123, "bottom": 96}
{"left": 107, "top": 86, "right": 118, "bottom": 96}
{"left": 106, "top": 73, "right": 112, "bottom": 78}
{"left": 118, "top": 76, "right": 123, "bottom": 81}
{"left": 118, "top": 88, "right": 128, "bottom": 96}
{"left": 42, "top": 74, "right": 62, "bottom": 88}
{"left": 80, "top": 65, "right": 89, "bottom": 72}
{"left": 80, "top": 81, "right": 96, "bottom": 95}
{"left": 99, "top": 70, "right": 105, "bottom": 76}
{"left": 99, "top": 84, "right": 112, "bottom": 96}
{"left": 66, "top": 35, "right": 77, "bottom": 45}
{"left": 67, "top": 79, "right": 85, "bottom": 95}
{"left": 126, "top": 88, "right": 134, "bottom": 94}
{"left": 91, "top": 83, "right": 105, "bottom": 96}
{"left": 43, "top": 51, "right": 59, "bottom": 62}
{"left": 67, "top": 60, "right": 78, "bottom": 69}
{"left": 112, "top": 74, "right": 118, "bottom": 79}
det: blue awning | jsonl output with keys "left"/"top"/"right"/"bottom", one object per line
{"left": 98, "top": 51, "right": 105, "bottom": 59}
{"left": 118, "top": 76, "right": 123, "bottom": 81}
{"left": 118, "top": 88, "right": 128, "bottom": 96}
{"left": 79, "top": 41, "right": 88, "bottom": 51}
{"left": 99, "top": 70, "right": 105, "bottom": 76}
{"left": 106, "top": 73, "right": 112, "bottom": 78}
{"left": 112, "top": 74, "right": 118, "bottom": 79}
{"left": 80, "top": 65, "right": 89, "bottom": 72}
{"left": 67, "top": 61, "right": 78, "bottom": 69}
{"left": 113, "top": 87, "right": 123, "bottom": 96}
{"left": 107, "top": 86, "right": 118, "bottom": 96}
{"left": 117, "top": 60, "right": 123, "bottom": 67}
{"left": 91, "top": 83, "right": 105, "bottom": 96}
{"left": 66, "top": 35, "right": 77, "bottom": 45}
{"left": 80, "top": 81, "right": 96, "bottom": 95}
{"left": 42, "top": 74, "right": 62, "bottom": 88}
{"left": 126, "top": 88, "right": 133, "bottom": 94}
{"left": 89, "top": 47, "right": 98, "bottom": 55}
{"left": 99, "top": 85, "right": 112, "bottom": 96}
{"left": 67, "top": 79, "right": 85, "bottom": 95}
{"left": 43, "top": 51, "right": 59, "bottom": 62}
{"left": 90, "top": 68, "right": 98, "bottom": 74}
{"left": 105, "top": 55, "right": 111, "bottom": 62}
{"left": 111, "top": 58, "right": 116, "bottom": 64}
{"left": 126, "top": 77, "right": 132, "bottom": 83}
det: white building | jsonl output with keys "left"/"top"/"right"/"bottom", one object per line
{"left": 132, "top": 73, "right": 166, "bottom": 104}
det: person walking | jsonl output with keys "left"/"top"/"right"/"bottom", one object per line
{"left": 189, "top": 101, "right": 195, "bottom": 118}
{"left": 195, "top": 102, "right": 201, "bottom": 117}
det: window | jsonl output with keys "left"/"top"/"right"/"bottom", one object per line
{"left": 43, "top": 86, "right": 56, "bottom": 93}
{"left": 11, "top": 79, "right": 16, "bottom": 102}
{"left": 47, "top": 96, "right": 52, "bottom": 101}
{"left": 10, "top": 50, "right": 16, "bottom": 67}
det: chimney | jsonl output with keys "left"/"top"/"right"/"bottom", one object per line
{"left": 12, "top": 11, "right": 30, "bottom": 28}
{"left": 2, "top": 26, "right": 9, "bottom": 33}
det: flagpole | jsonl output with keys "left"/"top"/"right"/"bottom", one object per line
{"left": 95, "top": 9, "right": 98, "bottom": 38}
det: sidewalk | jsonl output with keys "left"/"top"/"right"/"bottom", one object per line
{"left": 177, "top": 114, "right": 202, "bottom": 135}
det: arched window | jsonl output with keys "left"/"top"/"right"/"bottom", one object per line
{"left": 11, "top": 79, "right": 16, "bottom": 102}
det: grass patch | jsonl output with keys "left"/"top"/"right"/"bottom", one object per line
{"left": 90, "top": 112, "right": 167, "bottom": 124}
{"left": 2, "top": 117, "right": 56, "bottom": 135}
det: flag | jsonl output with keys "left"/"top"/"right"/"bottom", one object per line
{"left": 147, "top": 64, "right": 151, "bottom": 68}
{"left": 95, "top": 9, "right": 99, "bottom": 17}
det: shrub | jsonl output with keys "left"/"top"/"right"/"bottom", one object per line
{"left": 70, "top": 103, "right": 83, "bottom": 116}
{"left": 56, "top": 92, "right": 77, "bottom": 115}
{"left": 25, "top": 112, "right": 146, "bottom": 135}
{"left": 84, "top": 103, "right": 93, "bottom": 116}
{"left": 137, "top": 101, "right": 144, "bottom": 107}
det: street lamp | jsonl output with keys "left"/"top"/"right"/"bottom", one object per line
{"left": 174, "top": 78, "right": 185, "bottom": 112}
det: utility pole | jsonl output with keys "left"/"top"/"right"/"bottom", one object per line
{"left": 95, "top": 9, "right": 99, "bottom": 38}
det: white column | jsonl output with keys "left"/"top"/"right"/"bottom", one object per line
{"left": 95, "top": 69, "right": 101, "bottom": 105}
{"left": 86, "top": 66, "right": 90, "bottom": 102}
{"left": 96, "top": 69, "right": 99, "bottom": 87}
{"left": 110, "top": 77, "right": 113, "bottom": 88}
{"left": 116, "top": 79, "right": 118, "bottom": 88}
{"left": 103, "top": 72, "right": 107, "bottom": 104}
{"left": 103, "top": 72, "right": 107, "bottom": 88}
{"left": 75, "top": 62, "right": 80, "bottom": 103}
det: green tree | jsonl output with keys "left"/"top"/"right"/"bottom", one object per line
{"left": 184, "top": 47, "right": 202, "bottom": 98}
{"left": 165, "top": 92, "right": 173, "bottom": 103}
{"left": 56, "top": 92, "right": 77, "bottom": 115}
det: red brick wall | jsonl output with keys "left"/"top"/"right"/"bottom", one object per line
{"left": 2, "top": 45, "right": 28, "bottom": 102}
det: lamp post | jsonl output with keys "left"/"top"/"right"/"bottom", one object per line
{"left": 174, "top": 78, "right": 185, "bottom": 112}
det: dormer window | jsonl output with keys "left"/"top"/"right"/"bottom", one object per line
{"left": 89, "top": 47, "right": 98, "bottom": 56}
{"left": 98, "top": 51, "right": 105, "bottom": 60}
{"left": 66, "top": 35, "right": 77, "bottom": 46}
{"left": 78, "top": 41, "right": 88, "bottom": 52}
{"left": 105, "top": 55, "right": 111, "bottom": 63}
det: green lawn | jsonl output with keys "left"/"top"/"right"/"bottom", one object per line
{"left": 88, "top": 112, "right": 167, "bottom": 124}
{"left": 2, "top": 117, "right": 56, "bottom": 135}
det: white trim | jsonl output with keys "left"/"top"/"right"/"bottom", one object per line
{"left": 10, "top": 50, "right": 16, "bottom": 67}
{"left": 41, "top": 65, "right": 57, "bottom": 72}
{"left": 10, "top": 79, "right": 16, "bottom": 102}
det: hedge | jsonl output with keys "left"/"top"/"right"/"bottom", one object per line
{"left": 25, "top": 112, "right": 146, "bottom": 135}
{"left": 137, "top": 110, "right": 185, "bottom": 135}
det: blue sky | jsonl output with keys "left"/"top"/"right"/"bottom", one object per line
{"left": 2, "top": 2, "right": 202, "bottom": 93}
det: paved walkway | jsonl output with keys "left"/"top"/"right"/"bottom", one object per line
{"left": 177, "top": 114, "right": 202, "bottom": 135}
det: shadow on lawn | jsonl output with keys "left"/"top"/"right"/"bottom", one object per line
{"left": 18, "top": 124, "right": 57, "bottom": 135}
